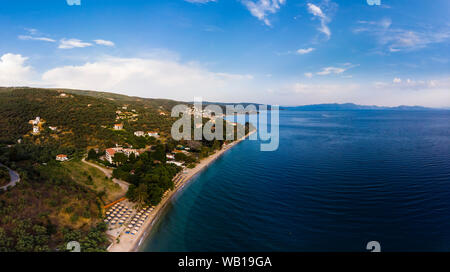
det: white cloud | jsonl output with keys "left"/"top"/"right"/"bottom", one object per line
{"left": 304, "top": 72, "right": 313, "bottom": 78}
{"left": 41, "top": 56, "right": 254, "bottom": 101}
{"left": 25, "top": 28, "right": 39, "bottom": 35}
{"left": 393, "top": 77, "right": 402, "bottom": 83}
{"left": 66, "top": 0, "right": 81, "bottom": 6}
{"left": 93, "top": 39, "right": 115, "bottom": 47}
{"left": 2, "top": 52, "right": 449, "bottom": 108}
{"left": 18, "top": 35, "right": 56, "bottom": 43}
{"left": 297, "top": 48, "right": 315, "bottom": 55}
{"left": 316, "top": 67, "right": 345, "bottom": 75}
{"left": 184, "top": 0, "right": 216, "bottom": 3}
{"left": 279, "top": 77, "right": 450, "bottom": 107}
{"left": 307, "top": 3, "right": 325, "bottom": 18}
{"left": 355, "top": 18, "right": 450, "bottom": 52}
{"left": 314, "top": 63, "right": 358, "bottom": 76}
{"left": 241, "top": 0, "right": 286, "bottom": 26}
{"left": 59, "top": 39, "right": 92, "bottom": 49}
{"left": 307, "top": 3, "right": 331, "bottom": 39}
{"left": 0, "top": 53, "right": 34, "bottom": 86}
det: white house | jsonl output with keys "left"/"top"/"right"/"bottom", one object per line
{"left": 167, "top": 161, "right": 183, "bottom": 167}
{"left": 122, "top": 148, "right": 140, "bottom": 158}
{"left": 105, "top": 148, "right": 117, "bottom": 164}
{"left": 114, "top": 124, "right": 123, "bottom": 130}
{"left": 166, "top": 154, "right": 175, "bottom": 160}
{"left": 105, "top": 147, "right": 141, "bottom": 164}
{"left": 49, "top": 126, "right": 57, "bottom": 131}
{"left": 147, "top": 131, "right": 159, "bottom": 138}
{"left": 32, "top": 126, "right": 40, "bottom": 134}
{"left": 29, "top": 117, "right": 40, "bottom": 125}
{"left": 134, "top": 131, "right": 145, "bottom": 137}
{"left": 56, "top": 154, "right": 68, "bottom": 161}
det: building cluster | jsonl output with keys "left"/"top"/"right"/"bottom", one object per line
{"left": 134, "top": 131, "right": 160, "bottom": 138}
{"left": 165, "top": 153, "right": 183, "bottom": 167}
{"left": 184, "top": 106, "right": 225, "bottom": 119}
{"left": 28, "top": 117, "right": 41, "bottom": 135}
{"left": 28, "top": 116, "right": 60, "bottom": 135}
{"left": 105, "top": 147, "right": 144, "bottom": 164}
{"left": 116, "top": 106, "right": 139, "bottom": 122}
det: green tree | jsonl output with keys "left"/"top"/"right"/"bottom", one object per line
{"left": 87, "top": 149, "right": 97, "bottom": 160}
{"left": 113, "top": 152, "right": 128, "bottom": 165}
{"left": 135, "top": 183, "right": 149, "bottom": 207}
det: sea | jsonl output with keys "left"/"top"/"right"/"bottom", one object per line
{"left": 142, "top": 110, "right": 450, "bottom": 252}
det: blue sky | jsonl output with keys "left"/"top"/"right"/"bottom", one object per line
{"left": 0, "top": 0, "right": 449, "bottom": 107}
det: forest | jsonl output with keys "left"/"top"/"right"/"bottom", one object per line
{"left": 0, "top": 166, "right": 10, "bottom": 187}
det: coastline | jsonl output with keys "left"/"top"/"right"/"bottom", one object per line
{"left": 107, "top": 129, "right": 256, "bottom": 252}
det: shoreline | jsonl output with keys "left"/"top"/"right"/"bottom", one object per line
{"left": 107, "top": 130, "right": 256, "bottom": 252}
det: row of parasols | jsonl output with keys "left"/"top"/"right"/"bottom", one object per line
{"left": 124, "top": 206, "right": 154, "bottom": 235}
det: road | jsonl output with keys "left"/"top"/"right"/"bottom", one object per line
{"left": 81, "top": 158, "right": 130, "bottom": 192}
{"left": 0, "top": 163, "right": 20, "bottom": 191}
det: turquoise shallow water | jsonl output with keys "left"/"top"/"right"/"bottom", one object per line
{"left": 142, "top": 110, "right": 450, "bottom": 252}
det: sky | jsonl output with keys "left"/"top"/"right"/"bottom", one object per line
{"left": 0, "top": 0, "right": 449, "bottom": 107}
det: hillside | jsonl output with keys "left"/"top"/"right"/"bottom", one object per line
{"left": 0, "top": 87, "right": 183, "bottom": 148}
{"left": 0, "top": 87, "right": 248, "bottom": 252}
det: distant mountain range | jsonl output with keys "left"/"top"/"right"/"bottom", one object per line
{"left": 281, "top": 103, "right": 442, "bottom": 111}
{"left": 194, "top": 102, "right": 444, "bottom": 111}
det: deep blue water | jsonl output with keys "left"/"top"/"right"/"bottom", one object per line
{"left": 142, "top": 110, "right": 450, "bottom": 252}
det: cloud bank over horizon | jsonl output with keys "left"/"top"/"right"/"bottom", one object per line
{"left": 1, "top": 52, "right": 449, "bottom": 108}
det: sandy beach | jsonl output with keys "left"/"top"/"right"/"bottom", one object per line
{"left": 107, "top": 130, "right": 256, "bottom": 252}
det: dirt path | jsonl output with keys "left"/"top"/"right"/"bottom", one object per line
{"left": 81, "top": 158, "right": 130, "bottom": 192}
{"left": 0, "top": 163, "right": 20, "bottom": 191}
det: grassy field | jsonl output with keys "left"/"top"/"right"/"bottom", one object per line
{"left": 61, "top": 160, "right": 125, "bottom": 204}
{"left": 0, "top": 166, "right": 10, "bottom": 187}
